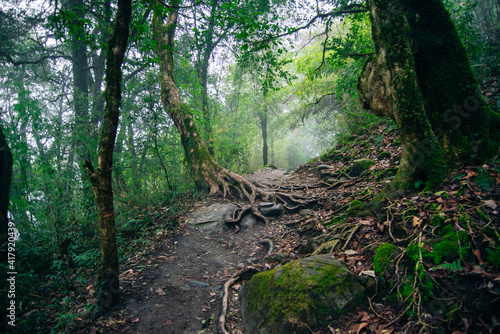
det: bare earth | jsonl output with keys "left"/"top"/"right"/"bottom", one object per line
{"left": 89, "top": 168, "right": 312, "bottom": 334}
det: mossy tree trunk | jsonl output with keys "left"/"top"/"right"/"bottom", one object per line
{"left": 358, "top": 0, "right": 500, "bottom": 197}
{"left": 152, "top": 0, "right": 268, "bottom": 202}
{"left": 84, "top": 0, "right": 132, "bottom": 308}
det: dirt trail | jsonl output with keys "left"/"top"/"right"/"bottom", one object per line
{"left": 91, "top": 168, "right": 314, "bottom": 334}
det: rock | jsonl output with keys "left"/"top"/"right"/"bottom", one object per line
{"left": 186, "top": 203, "right": 256, "bottom": 234}
{"left": 240, "top": 255, "right": 364, "bottom": 334}
{"left": 260, "top": 204, "right": 283, "bottom": 216}
{"left": 271, "top": 253, "right": 286, "bottom": 263}
{"left": 349, "top": 159, "right": 376, "bottom": 177}
{"left": 377, "top": 151, "right": 391, "bottom": 160}
{"left": 258, "top": 202, "right": 274, "bottom": 208}
{"left": 188, "top": 280, "right": 208, "bottom": 288}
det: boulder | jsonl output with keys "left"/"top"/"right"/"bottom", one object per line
{"left": 240, "top": 255, "right": 364, "bottom": 334}
{"left": 349, "top": 159, "right": 376, "bottom": 177}
{"left": 185, "top": 203, "right": 256, "bottom": 234}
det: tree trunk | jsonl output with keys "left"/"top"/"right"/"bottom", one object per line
{"left": 259, "top": 106, "right": 269, "bottom": 166}
{"left": 405, "top": 0, "right": 500, "bottom": 159}
{"left": 358, "top": 0, "right": 499, "bottom": 198}
{"left": 84, "top": 0, "right": 132, "bottom": 308}
{"left": 153, "top": 0, "right": 267, "bottom": 202}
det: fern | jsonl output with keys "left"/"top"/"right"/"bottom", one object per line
{"left": 431, "top": 260, "right": 463, "bottom": 272}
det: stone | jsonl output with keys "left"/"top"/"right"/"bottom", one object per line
{"left": 240, "top": 255, "right": 364, "bottom": 334}
{"left": 377, "top": 151, "right": 391, "bottom": 160}
{"left": 188, "top": 280, "right": 208, "bottom": 288}
{"left": 349, "top": 159, "right": 376, "bottom": 177}
{"left": 185, "top": 203, "right": 256, "bottom": 234}
{"left": 260, "top": 204, "right": 283, "bottom": 216}
{"left": 271, "top": 253, "right": 286, "bottom": 263}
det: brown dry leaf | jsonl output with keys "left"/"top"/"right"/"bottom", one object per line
{"left": 359, "top": 219, "right": 372, "bottom": 225}
{"left": 484, "top": 199, "right": 498, "bottom": 210}
{"left": 356, "top": 322, "right": 369, "bottom": 334}
{"left": 473, "top": 249, "right": 484, "bottom": 264}
{"left": 155, "top": 287, "right": 166, "bottom": 296}
{"left": 412, "top": 216, "right": 422, "bottom": 228}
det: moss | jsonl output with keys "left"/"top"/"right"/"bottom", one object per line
{"left": 374, "top": 243, "right": 399, "bottom": 275}
{"left": 487, "top": 247, "right": 500, "bottom": 268}
{"left": 376, "top": 167, "right": 398, "bottom": 180}
{"left": 430, "top": 212, "right": 448, "bottom": 227}
{"left": 377, "top": 151, "right": 391, "bottom": 160}
{"left": 431, "top": 230, "right": 470, "bottom": 264}
{"left": 242, "top": 257, "right": 363, "bottom": 331}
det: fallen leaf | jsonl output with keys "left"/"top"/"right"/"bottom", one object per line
{"left": 473, "top": 249, "right": 484, "bottom": 264}
{"left": 345, "top": 250, "right": 358, "bottom": 256}
{"left": 356, "top": 322, "right": 369, "bottom": 334}
{"left": 360, "top": 270, "right": 376, "bottom": 278}
{"left": 484, "top": 199, "right": 498, "bottom": 210}
{"left": 155, "top": 288, "right": 166, "bottom": 296}
{"left": 413, "top": 216, "right": 422, "bottom": 228}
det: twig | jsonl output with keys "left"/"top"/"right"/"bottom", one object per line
{"left": 342, "top": 223, "right": 360, "bottom": 250}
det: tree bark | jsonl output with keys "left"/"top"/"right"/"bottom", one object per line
{"left": 84, "top": 0, "right": 132, "bottom": 308}
{"left": 358, "top": 0, "right": 500, "bottom": 198}
{"left": 152, "top": 0, "right": 267, "bottom": 202}
{"left": 194, "top": 0, "right": 220, "bottom": 156}
{"left": 259, "top": 105, "right": 269, "bottom": 166}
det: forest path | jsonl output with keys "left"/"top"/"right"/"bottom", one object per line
{"left": 90, "top": 167, "right": 320, "bottom": 334}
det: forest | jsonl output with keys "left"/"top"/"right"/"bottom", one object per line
{"left": 1, "top": 0, "right": 500, "bottom": 333}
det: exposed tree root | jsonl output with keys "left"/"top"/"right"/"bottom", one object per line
{"left": 225, "top": 205, "right": 268, "bottom": 225}
{"left": 218, "top": 266, "right": 260, "bottom": 334}
{"left": 204, "top": 165, "right": 322, "bottom": 213}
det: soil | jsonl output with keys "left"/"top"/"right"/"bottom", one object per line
{"left": 86, "top": 169, "right": 318, "bottom": 334}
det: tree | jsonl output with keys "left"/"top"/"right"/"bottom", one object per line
{"left": 153, "top": 0, "right": 271, "bottom": 202}
{"left": 84, "top": 0, "right": 132, "bottom": 308}
{"left": 358, "top": 0, "right": 500, "bottom": 199}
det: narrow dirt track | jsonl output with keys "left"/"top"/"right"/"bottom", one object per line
{"left": 90, "top": 168, "right": 312, "bottom": 334}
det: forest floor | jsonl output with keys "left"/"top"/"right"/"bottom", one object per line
{"left": 77, "top": 123, "right": 500, "bottom": 334}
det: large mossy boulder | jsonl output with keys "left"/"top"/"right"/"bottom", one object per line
{"left": 239, "top": 255, "right": 364, "bottom": 334}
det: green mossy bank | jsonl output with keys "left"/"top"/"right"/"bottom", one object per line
{"left": 239, "top": 255, "right": 364, "bottom": 334}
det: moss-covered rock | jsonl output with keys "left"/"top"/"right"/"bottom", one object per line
{"left": 373, "top": 243, "right": 399, "bottom": 275}
{"left": 350, "top": 159, "right": 376, "bottom": 177}
{"left": 239, "top": 255, "right": 364, "bottom": 334}
{"left": 377, "top": 151, "right": 391, "bottom": 160}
